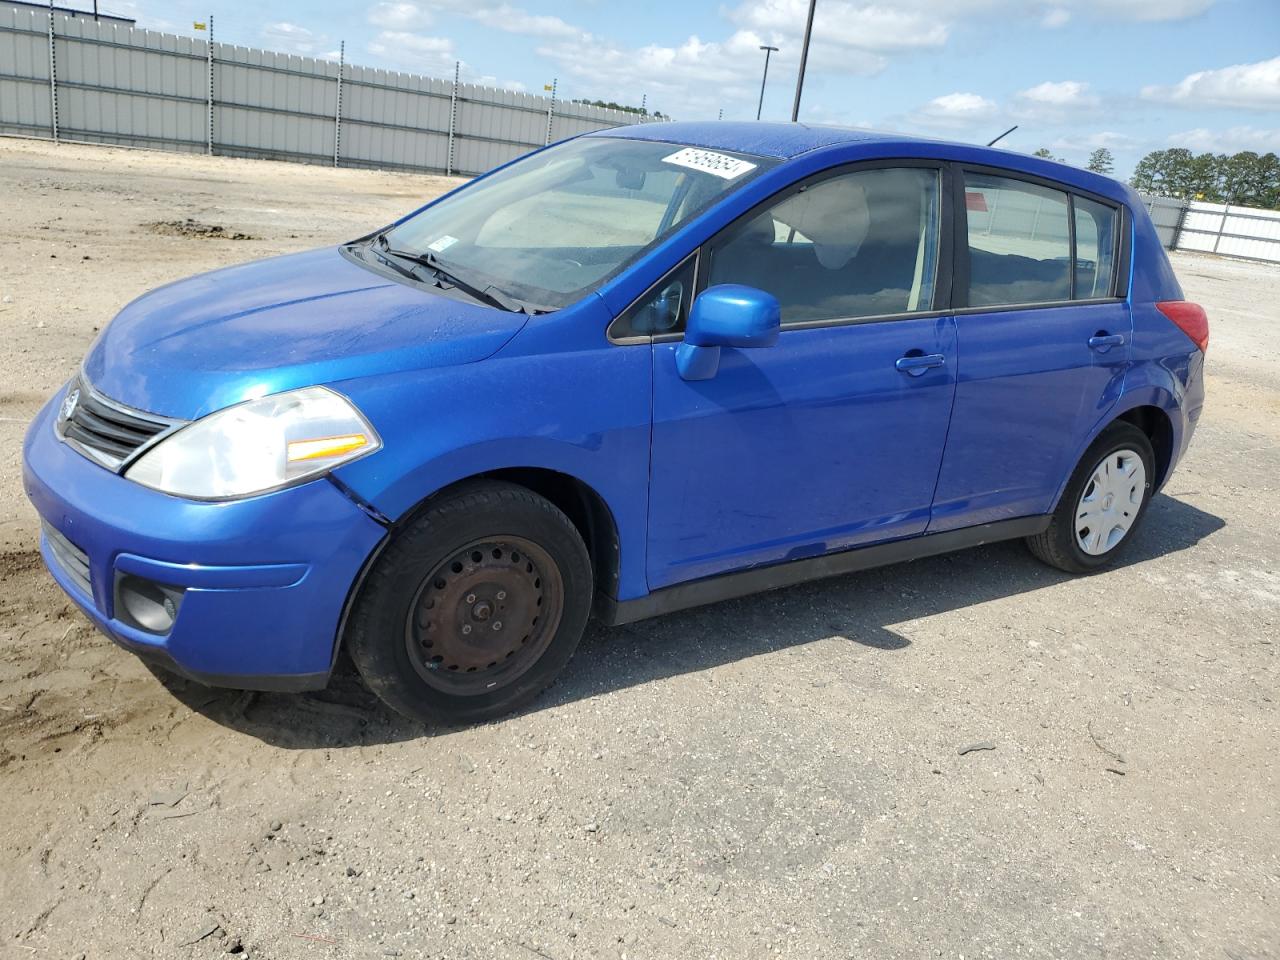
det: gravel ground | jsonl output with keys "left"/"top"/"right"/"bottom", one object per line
{"left": 0, "top": 138, "right": 1276, "bottom": 960}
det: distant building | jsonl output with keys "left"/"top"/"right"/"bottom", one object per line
{"left": 3, "top": 1, "right": 135, "bottom": 27}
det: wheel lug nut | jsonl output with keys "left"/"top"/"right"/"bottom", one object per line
{"left": 466, "top": 593, "right": 476, "bottom": 603}
{"left": 496, "top": 591, "right": 506, "bottom": 600}
{"left": 493, "top": 621, "right": 502, "bottom": 631}
{"left": 462, "top": 624, "right": 472, "bottom": 635}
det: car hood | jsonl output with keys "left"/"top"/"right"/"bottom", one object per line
{"left": 83, "top": 246, "right": 529, "bottom": 419}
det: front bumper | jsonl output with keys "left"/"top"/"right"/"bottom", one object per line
{"left": 22, "top": 392, "right": 387, "bottom": 689}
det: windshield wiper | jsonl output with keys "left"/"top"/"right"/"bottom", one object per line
{"left": 374, "top": 235, "right": 531, "bottom": 313}
{"left": 355, "top": 239, "right": 422, "bottom": 282}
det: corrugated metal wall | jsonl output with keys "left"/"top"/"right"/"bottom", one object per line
{"left": 1176, "top": 201, "right": 1280, "bottom": 262}
{"left": 1141, "top": 194, "right": 1280, "bottom": 264}
{"left": 1141, "top": 195, "right": 1188, "bottom": 251}
{"left": 0, "top": 6, "right": 649, "bottom": 176}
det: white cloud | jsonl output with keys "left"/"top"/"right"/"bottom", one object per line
{"left": 262, "top": 22, "right": 330, "bottom": 57}
{"left": 369, "top": 0, "right": 583, "bottom": 40}
{"left": 1018, "top": 80, "right": 1099, "bottom": 107}
{"left": 536, "top": 30, "right": 797, "bottom": 117}
{"left": 368, "top": 2, "right": 433, "bottom": 30}
{"left": 465, "top": 4, "right": 584, "bottom": 41}
{"left": 1142, "top": 57, "right": 1280, "bottom": 110}
{"left": 339, "top": 0, "right": 1222, "bottom": 121}
{"left": 1048, "top": 130, "right": 1141, "bottom": 154}
{"left": 1169, "top": 126, "right": 1280, "bottom": 154}
{"left": 728, "top": 0, "right": 951, "bottom": 52}
{"left": 366, "top": 30, "right": 458, "bottom": 75}
{"left": 909, "top": 92, "right": 1000, "bottom": 130}
{"left": 1084, "top": 0, "right": 1213, "bottom": 20}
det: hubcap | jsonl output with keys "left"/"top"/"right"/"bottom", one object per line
{"left": 1075, "top": 449, "right": 1147, "bottom": 556}
{"left": 405, "top": 537, "right": 564, "bottom": 695}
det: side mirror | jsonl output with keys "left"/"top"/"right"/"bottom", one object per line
{"left": 676, "top": 284, "right": 780, "bottom": 381}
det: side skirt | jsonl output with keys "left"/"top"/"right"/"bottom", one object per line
{"left": 597, "top": 515, "right": 1052, "bottom": 627}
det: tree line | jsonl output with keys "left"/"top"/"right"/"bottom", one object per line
{"left": 571, "top": 99, "right": 670, "bottom": 120}
{"left": 1128, "top": 149, "right": 1280, "bottom": 208}
{"left": 1029, "top": 144, "right": 1280, "bottom": 209}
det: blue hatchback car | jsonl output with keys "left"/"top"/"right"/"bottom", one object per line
{"left": 23, "top": 121, "right": 1207, "bottom": 723}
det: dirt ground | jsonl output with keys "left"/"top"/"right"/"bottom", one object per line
{"left": 0, "top": 137, "right": 1276, "bottom": 960}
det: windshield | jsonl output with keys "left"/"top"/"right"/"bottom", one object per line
{"left": 380, "top": 137, "right": 775, "bottom": 310}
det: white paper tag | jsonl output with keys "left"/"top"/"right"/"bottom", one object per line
{"left": 427, "top": 235, "right": 459, "bottom": 253}
{"left": 662, "top": 148, "right": 756, "bottom": 180}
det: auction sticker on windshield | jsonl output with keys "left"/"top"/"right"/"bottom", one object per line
{"left": 662, "top": 148, "right": 757, "bottom": 180}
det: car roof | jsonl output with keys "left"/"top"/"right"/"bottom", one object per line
{"left": 590, "top": 120, "right": 1130, "bottom": 202}
{"left": 590, "top": 120, "right": 937, "bottom": 160}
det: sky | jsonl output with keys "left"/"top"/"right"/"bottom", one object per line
{"left": 75, "top": 0, "right": 1280, "bottom": 177}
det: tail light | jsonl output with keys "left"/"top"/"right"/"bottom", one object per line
{"left": 1156, "top": 301, "right": 1209, "bottom": 353}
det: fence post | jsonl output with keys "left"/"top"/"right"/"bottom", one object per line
{"left": 1171, "top": 200, "right": 1189, "bottom": 251}
{"left": 446, "top": 61, "right": 459, "bottom": 176}
{"left": 205, "top": 15, "right": 214, "bottom": 155}
{"left": 46, "top": 1, "right": 58, "bottom": 143}
{"left": 544, "top": 77, "right": 556, "bottom": 145}
{"left": 333, "top": 40, "right": 344, "bottom": 167}
{"left": 1212, "top": 203, "right": 1228, "bottom": 254}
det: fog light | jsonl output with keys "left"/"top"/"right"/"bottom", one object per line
{"left": 114, "top": 574, "right": 186, "bottom": 635}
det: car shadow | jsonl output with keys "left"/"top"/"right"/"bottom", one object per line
{"left": 150, "top": 493, "right": 1224, "bottom": 748}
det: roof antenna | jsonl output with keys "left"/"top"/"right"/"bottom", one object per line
{"left": 987, "top": 125, "right": 1018, "bottom": 147}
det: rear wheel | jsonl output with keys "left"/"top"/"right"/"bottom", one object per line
{"left": 346, "top": 481, "right": 592, "bottom": 725}
{"left": 1026, "top": 422, "right": 1155, "bottom": 574}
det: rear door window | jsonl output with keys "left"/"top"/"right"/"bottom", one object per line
{"left": 964, "top": 173, "right": 1072, "bottom": 307}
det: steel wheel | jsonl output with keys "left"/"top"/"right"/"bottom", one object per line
{"left": 1075, "top": 448, "right": 1147, "bottom": 556}
{"left": 405, "top": 536, "right": 564, "bottom": 695}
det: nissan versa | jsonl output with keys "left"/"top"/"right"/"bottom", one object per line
{"left": 23, "top": 122, "right": 1207, "bottom": 724}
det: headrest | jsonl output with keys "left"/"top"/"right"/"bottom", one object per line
{"left": 771, "top": 177, "right": 871, "bottom": 269}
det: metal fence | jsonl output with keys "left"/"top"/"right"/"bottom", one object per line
{"left": 0, "top": 5, "right": 649, "bottom": 177}
{"left": 1141, "top": 194, "right": 1280, "bottom": 264}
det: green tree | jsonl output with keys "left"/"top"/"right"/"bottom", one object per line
{"left": 1129, "top": 149, "right": 1165, "bottom": 193}
{"left": 1032, "top": 147, "right": 1054, "bottom": 159}
{"left": 1129, "top": 147, "right": 1280, "bottom": 205}
{"left": 1086, "top": 148, "right": 1114, "bottom": 175}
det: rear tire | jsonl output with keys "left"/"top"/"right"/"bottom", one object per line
{"left": 346, "top": 481, "right": 592, "bottom": 725}
{"left": 1026, "top": 422, "right": 1155, "bottom": 574}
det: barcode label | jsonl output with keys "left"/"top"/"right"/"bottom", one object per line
{"left": 662, "top": 148, "right": 757, "bottom": 180}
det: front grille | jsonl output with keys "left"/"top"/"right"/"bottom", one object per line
{"left": 42, "top": 521, "right": 92, "bottom": 598}
{"left": 57, "top": 378, "right": 177, "bottom": 470}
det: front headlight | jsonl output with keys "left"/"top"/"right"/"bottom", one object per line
{"left": 125, "top": 386, "right": 381, "bottom": 499}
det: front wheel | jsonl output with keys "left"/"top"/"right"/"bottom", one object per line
{"left": 345, "top": 481, "right": 593, "bottom": 725}
{"left": 1026, "top": 422, "right": 1156, "bottom": 574}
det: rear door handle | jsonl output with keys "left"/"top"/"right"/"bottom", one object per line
{"left": 895, "top": 353, "right": 946, "bottom": 376}
{"left": 1088, "top": 333, "right": 1125, "bottom": 352}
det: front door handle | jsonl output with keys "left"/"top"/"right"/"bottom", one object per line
{"left": 1088, "top": 333, "right": 1125, "bottom": 352}
{"left": 895, "top": 353, "right": 946, "bottom": 376}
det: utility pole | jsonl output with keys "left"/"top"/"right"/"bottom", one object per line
{"left": 756, "top": 45, "right": 778, "bottom": 121}
{"left": 790, "top": 0, "right": 816, "bottom": 122}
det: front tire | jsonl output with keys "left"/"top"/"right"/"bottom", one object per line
{"left": 1026, "top": 422, "right": 1155, "bottom": 574}
{"left": 346, "top": 481, "right": 592, "bottom": 725}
